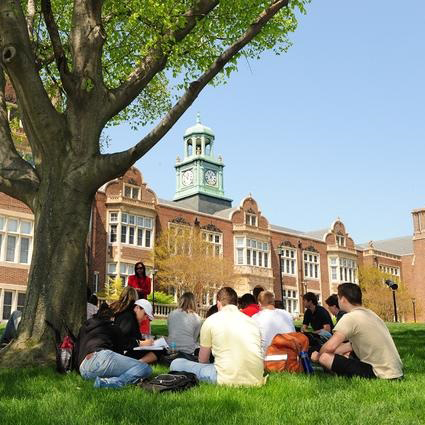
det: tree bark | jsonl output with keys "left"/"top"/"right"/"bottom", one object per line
{"left": 0, "top": 172, "right": 92, "bottom": 366}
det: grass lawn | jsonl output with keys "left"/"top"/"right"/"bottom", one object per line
{"left": 0, "top": 322, "right": 424, "bottom": 425}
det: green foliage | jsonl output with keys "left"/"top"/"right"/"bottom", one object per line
{"left": 96, "top": 276, "right": 124, "bottom": 302}
{"left": 27, "top": 0, "right": 311, "bottom": 128}
{"left": 0, "top": 323, "right": 424, "bottom": 425}
{"left": 147, "top": 291, "right": 175, "bottom": 304}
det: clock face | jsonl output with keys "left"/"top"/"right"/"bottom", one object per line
{"left": 204, "top": 169, "right": 217, "bottom": 186}
{"left": 182, "top": 169, "right": 194, "bottom": 186}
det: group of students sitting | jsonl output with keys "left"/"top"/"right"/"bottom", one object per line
{"left": 76, "top": 281, "right": 403, "bottom": 389}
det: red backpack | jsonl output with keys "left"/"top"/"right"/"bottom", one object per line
{"left": 264, "top": 332, "right": 312, "bottom": 374}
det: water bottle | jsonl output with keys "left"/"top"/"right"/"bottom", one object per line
{"left": 169, "top": 341, "right": 177, "bottom": 354}
{"left": 300, "top": 351, "right": 314, "bottom": 374}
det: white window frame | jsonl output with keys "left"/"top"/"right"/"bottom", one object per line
{"left": 202, "top": 230, "right": 223, "bottom": 257}
{"left": 245, "top": 213, "right": 257, "bottom": 227}
{"left": 280, "top": 248, "right": 296, "bottom": 275}
{"left": 282, "top": 289, "right": 299, "bottom": 315}
{"left": 234, "top": 236, "right": 270, "bottom": 268}
{"left": 0, "top": 215, "right": 33, "bottom": 265}
{"left": 123, "top": 184, "right": 140, "bottom": 200}
{"left": 303, "top": 251, "right": 320, "bottom": 279}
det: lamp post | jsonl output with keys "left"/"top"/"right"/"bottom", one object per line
{"left": 277, "top": 244, "right": 285, "bottom": 309}
{"left": 412, "top": 298, "right": 417, "bottom": 323}
{"left": 385, "top": 279, "right": 398, "bottom": 322}
{"left": 152, "top": 268, "right": 158, "bottom": 312}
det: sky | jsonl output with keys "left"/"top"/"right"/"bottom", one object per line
{"left": 105, "top": 0, "right": 425, "bottom": 244}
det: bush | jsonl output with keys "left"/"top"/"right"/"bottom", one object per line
{"left": 148, "top": 291, "right": 175, "bottom": 304}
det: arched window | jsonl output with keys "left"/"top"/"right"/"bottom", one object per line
{"left": 187, "top": 139, "right": 193, "bottom": 156}
{"left": 205, "top": 141, "right": 211, "bottom": 156}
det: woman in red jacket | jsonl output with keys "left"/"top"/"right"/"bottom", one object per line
{"left": 127, "top": 262, "right": 151, "bottom": 299}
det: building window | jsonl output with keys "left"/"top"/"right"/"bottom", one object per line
{"left": 304, "top": 251, "right": 320, "bottom": 279}
{"left": 282, "top": 289, "right": 298, "bottom": 315}
{"left": 108, "top": 211, "right": 154, "bottom": 248}
{"left": 202, "top": 231, "right": 222, "bottom": 257}
{"left": 124, "top": 185, "right": 139, "bottom": 199}
{"left": 2, "top": 291, "right": 13, "bottom": 320}
{"left": 379, "top": 265, "right": 400, "bottom": 277}
{"left": 234, "top": 237, "right": 270, "bottom": 268}
{"left": 17, "top": 292, "right": 26, "bottom": 312}
{"left": 0, "top": 215, "right": 33, "bottom": 264}
{"left": 339, "top": 258, "right": 357, "bottom": 282}
{"left": 336, "top": 234, "right": 345, "bottom": 246}
{"left": 246, "top": 213, "right": 257, "bottom": 227}
{"left": 280, "top": 248, "right": 296, "bottom": 275}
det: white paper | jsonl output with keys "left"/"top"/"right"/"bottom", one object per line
{"left": 264, "top": 354, "right": 288, "bottom": 361}
{"left": 133, "top": 336, "right": 169, "bottom": 351}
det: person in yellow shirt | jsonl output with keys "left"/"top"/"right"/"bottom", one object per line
{"left": 170, "top": 287, "right": 265, "bottom": 386}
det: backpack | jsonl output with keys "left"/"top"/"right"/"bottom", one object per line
{"left": 46, "top": 320, "right": 79, "bottom": 373}
{"left": 138, "top": 371, "right": 198, "bottom": 393}
{"left": 264, "top": 332, "right": 313, "bottom": 374}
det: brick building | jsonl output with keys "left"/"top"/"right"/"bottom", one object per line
{"left": 0, "top": 116, "right": 423, "bottom": 321}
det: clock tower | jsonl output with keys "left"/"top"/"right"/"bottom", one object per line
{"left": 174, "top": 114, "right": 232, "bottom": 214}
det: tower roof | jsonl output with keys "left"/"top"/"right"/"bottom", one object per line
{"left": 184, "top": 113, "right": 215, "bottom": 137}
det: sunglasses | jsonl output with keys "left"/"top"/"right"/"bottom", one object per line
{"left": 136, "top": 267, "right": 144, "bottom": 270}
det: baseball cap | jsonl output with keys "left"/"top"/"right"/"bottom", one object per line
{"left": 134, "top": 299, "right": 154, "bottom": 321}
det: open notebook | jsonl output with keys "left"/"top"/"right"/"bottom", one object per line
{"left": 133, "top": 337, "right": 169, "bottom": 351}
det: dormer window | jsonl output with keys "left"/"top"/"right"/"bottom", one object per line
{"left": 124, "top": 184, "right": 139, "bottom": 199}
{"left": 336, "top": 234, "right": 345, "bottom": 246}
{"left": 246, "top": 213, "right": 257, "bottom": 227}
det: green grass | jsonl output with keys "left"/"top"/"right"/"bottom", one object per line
{"left": 0, "top": 322, "right": 424, "bottom": 425}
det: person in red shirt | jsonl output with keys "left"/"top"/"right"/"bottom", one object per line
{"left": 239, "top": 293, "right": 260, "bottom": 317}
{"left": 127, "top": 262, "right": 152, "bottom": 334}
{"left": 127, "top": 262, "right": 151, "bottom": 299}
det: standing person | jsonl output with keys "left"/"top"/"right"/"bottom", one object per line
{"left": 168, "top": 292, "right": 202, "bottom": 354}
{"left": 127, "top": 262, "right": 151, "bottom": 299}
{"left": 301, "top": 292, "right": 333, "bottom": 337}
{"left": 170, "top": 287, "right": 265, "bottom": 386}
{"left": 325, "top": 294, "right": 346, "bottom": 323}
{"left": 127, "top": 262, "right": 152, "bottom": 334}
{"left": 78, "top": 305, "right": 152, "bottom": 389}
{"left": 253, "top": 291, "right": 295, "bottom": 354}
{"left": 311, "top": 283, "right": 403, "bottom": 380}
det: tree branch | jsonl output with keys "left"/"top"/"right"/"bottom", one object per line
{"left": 40, "top": 0, "right": 74, "bottom": 94}
{"left": 0, "top": 0, "right": 67, "bottom": 154}
{"left": 70, "top": 0, "right": 106, "bottom": 91}
{"left": 96, "top": 0, "right": 290, "bottom": 182}
{"left": 26, "top": 0, "right": 37, "bottom": 39}
{"left": 0, "top": 68, "right": 39, "bottom": 209}
{"left": 103, "top": 0, "right": 219, "bottom": 123}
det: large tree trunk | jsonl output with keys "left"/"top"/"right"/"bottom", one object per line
{"left": 0, "top": 174, "right": 93, "bottom": 366}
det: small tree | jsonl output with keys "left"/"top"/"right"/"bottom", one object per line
{"left": 154, "top": 225, "right": 235, "bottom": 303}
{"left": 96, "top": 276, "right": 123, "bottom": 303}
{"left": 358, "top": 266, "right": 416, "bottom": 322}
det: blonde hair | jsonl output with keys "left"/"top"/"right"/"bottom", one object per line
{"left": 110, "top": 286, "right": 138, "bottom": 315}
{"left": 179, "top": 292, "right": 196, "bottom": 312}
{"left": 258, "top": 290, "right": 275, "bottom": 307}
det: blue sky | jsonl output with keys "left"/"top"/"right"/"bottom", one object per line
{"left": 105, "top": 0, "right": 425, "bottom": 244}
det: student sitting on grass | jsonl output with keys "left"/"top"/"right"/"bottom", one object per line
{"left": 167, "top": 292, "right": 202, "bottom": 355}
{"left": 78, "top": 305, "right": 152, "bottom": 389}
{"left": 111, "top": 288, "right": 159, "bottom": 364}
{"left": 170, "top": 287, "right": 265, "bottom": 386}
{"left": 252, "top": 291, "right": 295, "bottom": 354}
{"left": 301, "top": 292, "right": 333, "bottom": 339}
{"left": 311, "top": 283, "right": 403, "bottom": 380}
{"left": 325, "top": 294, "right": 346, "bottom": 323}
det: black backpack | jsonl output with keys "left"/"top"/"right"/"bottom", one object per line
{"left": 138, "top": 371, "right": 198, "bottom": 393}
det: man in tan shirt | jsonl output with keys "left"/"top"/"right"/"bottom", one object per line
{"left": 311, "top": 283, "right": 403, "bottom": 379}
{"left": 170, "top": 287, "right": 265, "bottom": 386}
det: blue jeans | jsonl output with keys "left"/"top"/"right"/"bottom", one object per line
{"left": 170, "top": 358, "right": 217, "bottom": 383}
{"left": 80, "top": 350, "right": 152, "bottom": 388}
